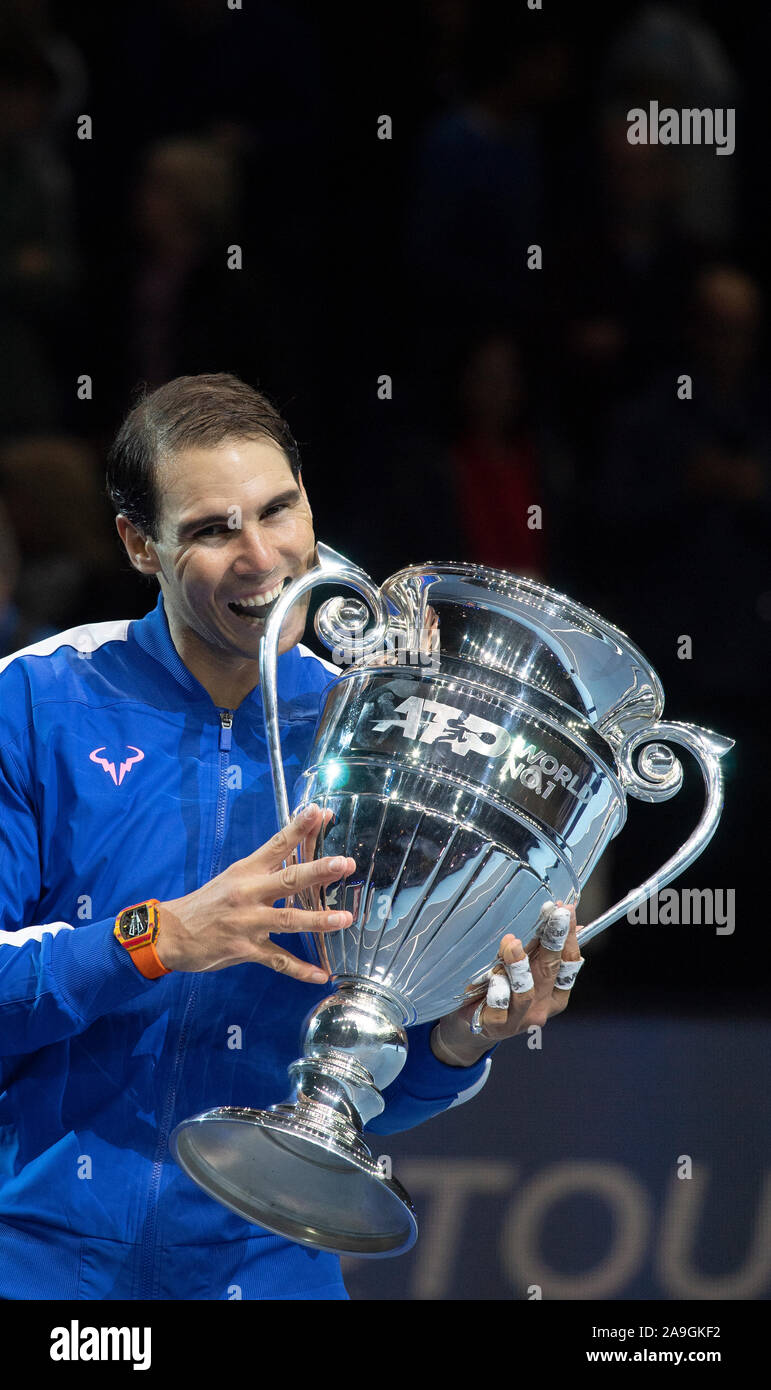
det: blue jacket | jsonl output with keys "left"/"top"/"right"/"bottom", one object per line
{"left": 0, "top": 592, "right": 493, "bottom": 1300}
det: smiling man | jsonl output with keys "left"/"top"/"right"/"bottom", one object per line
{"left": 0, "top": 373, "right": 581, "bottom": 1301}
{"left": 111, "top": 376, "right": 316, "bottom": 712}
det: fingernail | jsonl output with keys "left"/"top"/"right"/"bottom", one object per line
{"left": 309, "top": 968, "right": 328, "bottom": 982}
{"left": 328, "top": 912, "right": 349, "bottom": 926}
{"left": 328, "top": 856, "right": 346, "bottom": 872}
{"left": 300, "top": 804, "right": 318, "bottom": 823}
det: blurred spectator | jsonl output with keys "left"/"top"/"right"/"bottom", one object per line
{"left": 85, "top": 130, "right": 292, "bottom": 427}
{"left": 0, "top": 436, "right": 120, "bottom": 634}
{"left": 449, "top": 330, "right": 572, "bottom": 578}
{"left": 0, "top": 494, "right": 56, "bottom": 654}
{"left": 593, "top": 264, "right": 770, "bottom": 705}
{"left": 603, "top": 2, "right": 739, "bottom": 247}
{"left": 415, "top": 0, "right": 474, "bottom": 108}
{"left": 403, "top": 10, "right": 571, "bottom": 422}
{"left": 737, "top": 10, "right": 771, "bottom": 287}
{"left": 129, "top": 134, "right": 241, "bottom": 389}
{"left": 586, "top": 262, "right": 768, "bottom": 986}
{"left": 550, "top": 105, "right": 696, "bottom": 473}
{"left": 0, "top": 1, "right": 87, "bottom": 130}
{"left": 340, "top": 330, "right": 573, "bottom": 586}
{"left": 73, "top": 0, "right": 325, "bottom": 435}
{"left": 0, "top": 20, "right": 79, "bottom": 433}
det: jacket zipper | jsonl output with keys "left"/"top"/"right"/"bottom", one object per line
{"left": 211, "top": 711, "right": 233, "bottom": 872}
{"left": 138, "top": 708, "right": 234, "bottom": 1298}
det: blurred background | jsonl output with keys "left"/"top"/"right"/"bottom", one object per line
{"left": 0, "top": 0, "right": 767, "bottom": 1298}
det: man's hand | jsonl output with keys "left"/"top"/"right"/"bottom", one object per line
{"left": 155, "top": 804, "right": 355, "bottom": 982}
{"left": 431, "top": 902, "right": 583, "bottom": 1066}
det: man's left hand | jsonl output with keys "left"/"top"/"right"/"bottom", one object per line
{"left": 430, "top": 902, "right": 583, "bottom": 1067}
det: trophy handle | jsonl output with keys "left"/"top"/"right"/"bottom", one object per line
{"left": 258, "top": 541, "right": 390, "bottom": 830}
{"left": 578, "top": 721, "right": 734, "bottom": 946}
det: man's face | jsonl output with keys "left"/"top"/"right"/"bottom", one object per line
{"left": 143, "top": 437, "right": 316, "bottom": 661}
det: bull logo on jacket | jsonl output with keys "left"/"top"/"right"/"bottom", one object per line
{"left": 89, "top": 745, "right": 145, "bottom": 786}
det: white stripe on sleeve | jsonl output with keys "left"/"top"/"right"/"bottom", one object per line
{"left": 0, "top": 922, "right": 74, "bottom": 946}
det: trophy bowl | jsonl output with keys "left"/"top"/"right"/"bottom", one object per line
{"left": 171, "top": 546, "right": 732, "bottom": 1256}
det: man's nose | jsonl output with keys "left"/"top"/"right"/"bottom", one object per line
{"left": 231, "top": 522, "right": 279, "bottom": 574}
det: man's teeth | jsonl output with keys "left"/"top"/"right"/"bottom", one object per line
{"left": 229, "top": 578, "right": 291, "bottom": 615}
{"left": 235, "top": 583, "right": 284, "bottom": 608}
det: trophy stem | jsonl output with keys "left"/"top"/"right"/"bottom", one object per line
{"left": 169, "top": 980, "right": 419, "bottom": 1256}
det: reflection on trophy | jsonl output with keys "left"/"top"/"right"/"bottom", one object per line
{"left": 171, "top": 544, "right": 733, "bottom": 1257}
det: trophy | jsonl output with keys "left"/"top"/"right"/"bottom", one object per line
{"left": 171, "top": 545, "right": 732, "bottom": 1256}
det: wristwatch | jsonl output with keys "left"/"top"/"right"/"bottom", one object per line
{"left": 113, "top": 899, "right": 172, "bottom": 979}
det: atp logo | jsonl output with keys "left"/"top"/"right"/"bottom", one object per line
{"left": 370, "top": 696, "right": 592, "bottom": 804}
{"left": 89, "top": 745, "right": 145, "bottom": 786}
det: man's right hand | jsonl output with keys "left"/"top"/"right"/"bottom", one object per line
{"left": 155, "top": 803, "right": 354, "bottom": 982}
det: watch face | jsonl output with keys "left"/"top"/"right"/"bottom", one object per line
{"left": 122, "top": 907, "right": 149, "bottom": 939}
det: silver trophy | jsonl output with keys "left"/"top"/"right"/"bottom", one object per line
{"left": 171, "top": 545, "right": 732, "bottom": 1256}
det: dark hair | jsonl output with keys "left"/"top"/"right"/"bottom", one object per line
{"left": 105, "top": 373, "right": 302, "bottom": 539}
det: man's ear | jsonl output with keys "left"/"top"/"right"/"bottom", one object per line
{"left": 115, "top": 514, "right": 162, "bottom": 577}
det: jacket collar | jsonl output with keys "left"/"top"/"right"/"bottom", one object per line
{"left": 132, "top": 590, "right": 303, "bottom": 712}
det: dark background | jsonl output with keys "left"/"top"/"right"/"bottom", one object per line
{"left": 0, "top": 1, "right": 767, "bottom": 1299}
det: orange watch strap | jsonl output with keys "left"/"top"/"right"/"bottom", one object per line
{"left": 127, "top": 936, "right": 171, "bottom": 980}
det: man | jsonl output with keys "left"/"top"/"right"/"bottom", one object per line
{"left": 0, "top": 373, "right": 582, "bottom": 1300}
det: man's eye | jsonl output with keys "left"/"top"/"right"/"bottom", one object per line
{"left": 193, "top": 503, "right": 289, "bottom": 538}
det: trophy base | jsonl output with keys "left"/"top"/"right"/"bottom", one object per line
{"left": 170, "top": 1104, "right": 418, "bottom": 1257}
